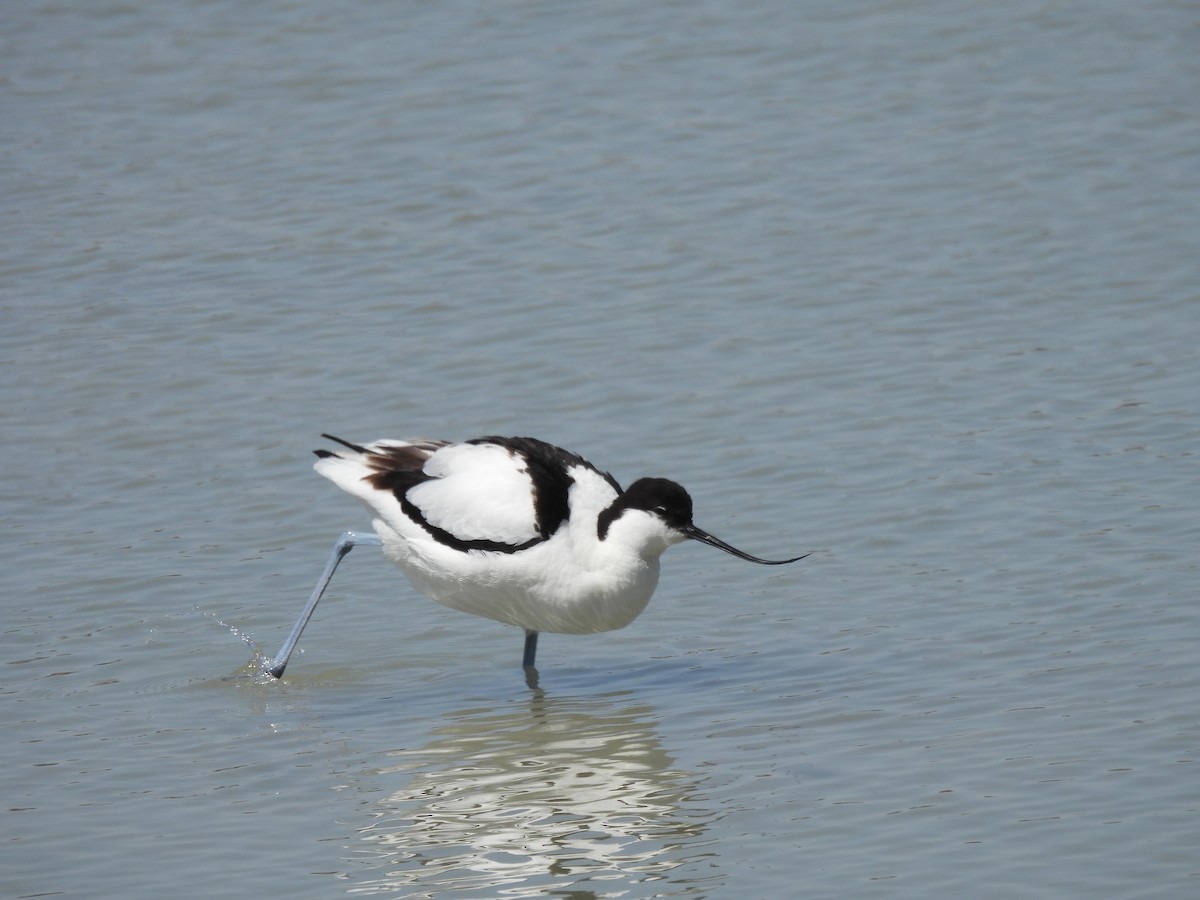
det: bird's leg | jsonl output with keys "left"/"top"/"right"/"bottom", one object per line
{"left": 522, "top": 629, "right": 540, "bottom": 689}
{"left": 264, "top": 531, "right": 382, "bottom": 679}
{"left": 521, "top": 629, "right": 540, "bottom": 668}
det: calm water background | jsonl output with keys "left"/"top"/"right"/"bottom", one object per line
{"left": 3, "top": 1, "right": 1197, "bottom": 897}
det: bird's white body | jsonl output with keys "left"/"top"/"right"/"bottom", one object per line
{"left": 313, "top": 437, "right": 682, "bottom": 634}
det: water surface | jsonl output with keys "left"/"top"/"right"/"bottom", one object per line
{"left": 3, "top": 1, "right": 1197, "bottom": 897}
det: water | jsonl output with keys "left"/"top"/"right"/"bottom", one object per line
{"left": 3, "top": 1, "right": 1197, "bottom": 897}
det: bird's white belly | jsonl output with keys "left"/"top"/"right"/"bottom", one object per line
{"left": 377, "top": 524, "right": 660, "bottom": 634}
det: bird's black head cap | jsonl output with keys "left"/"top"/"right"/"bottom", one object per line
{"left": 598, "top": 477, "right": 693, "bottom": 539}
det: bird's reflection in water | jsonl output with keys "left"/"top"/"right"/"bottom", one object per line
{"left": 347, "top": 689, "right": 719, "bottom": 897}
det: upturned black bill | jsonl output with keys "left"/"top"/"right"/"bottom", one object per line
{"left": 684, "top": 525, "right": 809, "bottom": 565}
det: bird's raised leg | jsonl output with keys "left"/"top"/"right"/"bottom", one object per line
{"left": 264, "top": 531, "right": 382, "bottom": 679}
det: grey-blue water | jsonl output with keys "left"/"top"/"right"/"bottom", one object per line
{"left": 3, "top": 1, "right": 1197, "bottom": 897}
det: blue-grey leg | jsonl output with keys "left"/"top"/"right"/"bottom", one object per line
{"left": 265, "top": 531, "right": 382, "bottom": 679}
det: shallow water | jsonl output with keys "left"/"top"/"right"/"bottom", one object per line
{"left": 4, "top": 1, "right": 1198, "bottom": 897}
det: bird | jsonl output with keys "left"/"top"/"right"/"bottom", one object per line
{"left": 264, "top": 434, "right": 808, "bottom": 680}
